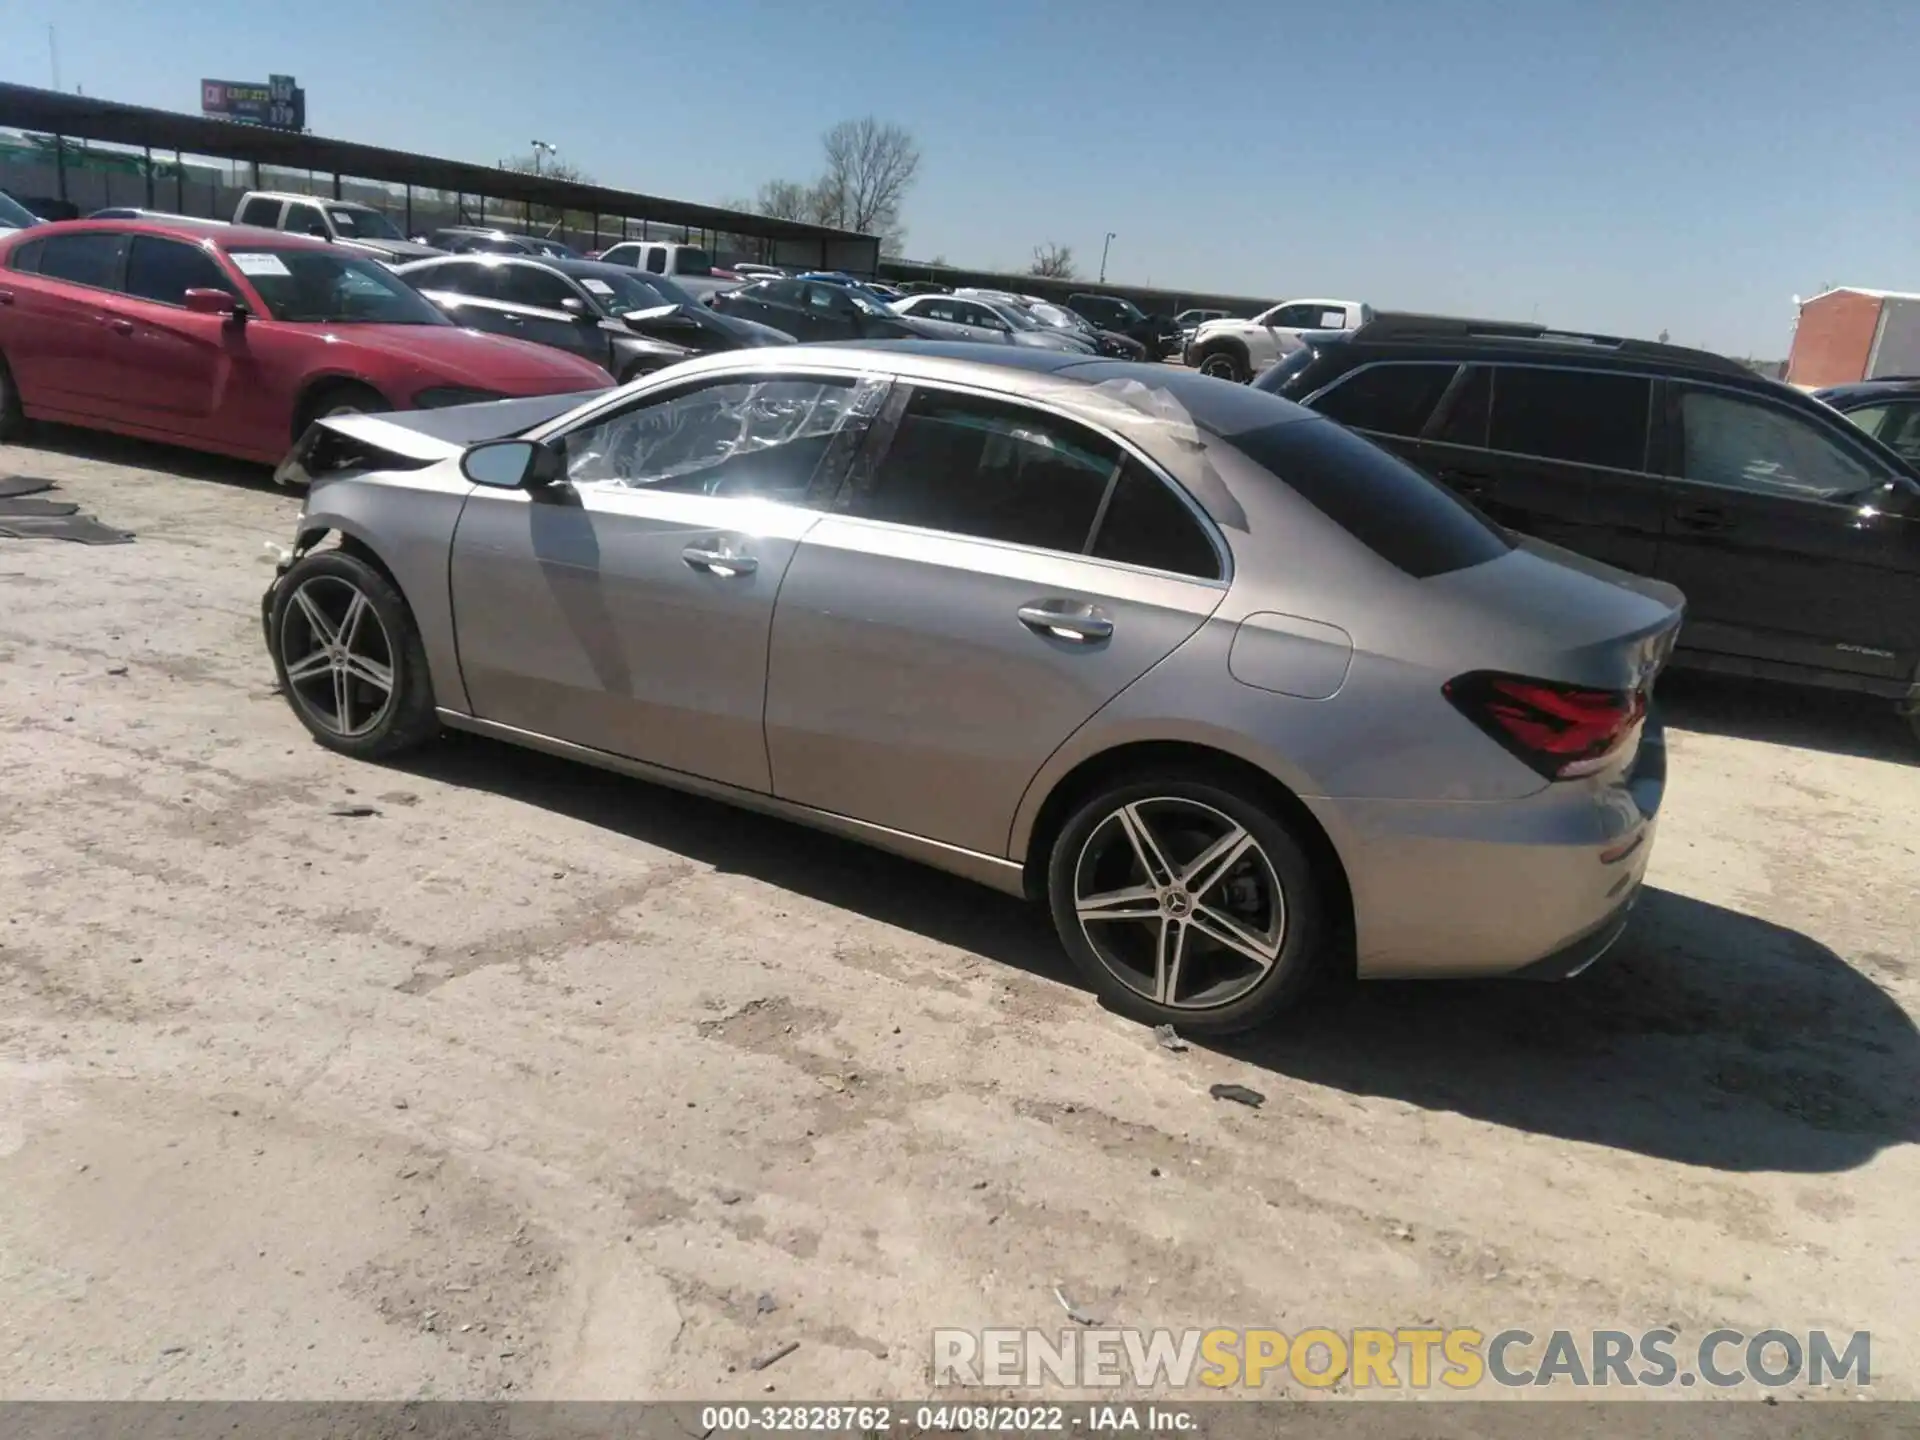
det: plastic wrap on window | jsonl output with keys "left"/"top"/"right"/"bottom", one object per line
{"left": 1077, "top": 378, "right": 1249, "bottom": 531}
{"left": 564, "top": 376, "right": 890, "bottom": 493}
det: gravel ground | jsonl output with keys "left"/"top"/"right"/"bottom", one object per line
{"left": 0, "top": 428, "right": 1915, "bottom": 1404}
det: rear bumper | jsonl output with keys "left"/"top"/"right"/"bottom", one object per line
{"left": 1311, "top": 718, "right": 1667, "bottom": 981}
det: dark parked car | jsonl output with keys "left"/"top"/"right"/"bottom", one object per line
{"left": 713, "top": 277, "right": 956, "bottom": 344}
{"left": 1816, "top": 378, "right": 1920, "bottom": 468}
{"left": 397, "top": 255, "right": 793, "bottom": 383}
{"left": 1257, "top": 313, "right": 1920, "bottom": 738}
{"left": 1067, "top": 292, "right": 1180, "bottom": 358}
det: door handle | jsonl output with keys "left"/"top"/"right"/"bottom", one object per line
{"left": 0, "top": 289, "right": 14, "bottom": 306}
{"left": 105, "top": 317, "right": 135, "bottom": 335}
{"left": 1018, "top": 602, "right": 1113, "bottom": 642}
{"left": 1673, "top": 504, "right": 1730, "bottom": 531}
{"left": 682, "top": 544, "right": 757, "bottom": 577}
{"left": 500, "top": 313, "right": 525, "bottom": 325}
{"left": 1439, "top": 469, "right": 1494, "bottom": 495}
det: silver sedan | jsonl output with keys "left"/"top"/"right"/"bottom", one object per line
{"left": 264, "top": 343, "right": 1681, "bottom": 1032}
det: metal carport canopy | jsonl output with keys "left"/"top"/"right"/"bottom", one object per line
{"left": 0, "top": 81, "right": 874, "bottom": 250}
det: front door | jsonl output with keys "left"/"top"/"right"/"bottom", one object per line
{"left": 717, "top": 280, "right": 820, "bottom": 340}
{"left": 765, "top": 383, "right": 1229, "bottom": 857}
{"left": 1654, "top": 381, "right": 1920, "bottom": 682}
{"left": 449, "top": 372, "right": 886, "bottom": 791}
{"left": 493, "top": 264, "right": 611, "bottom": 368}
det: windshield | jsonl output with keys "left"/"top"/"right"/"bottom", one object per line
{"left": 572, "top": 269, "right": 694, "bottom": 317}
{"left": 533, "top": 239, "right": 580, "bottom": 259}
{"left": 228, "top": 249, "right": 450, "bottom": 325}
{"left": 328, "top": 206, "right": 404, "bottom": 241}
{"left": 1031, "top": 302, "right": 1091, "bottom": 332}
{"left": 0, "top": 190, "right": 39, "bottom": 229}
{"left": 1108, "top": 297, "right": 1147, "bottom": 322}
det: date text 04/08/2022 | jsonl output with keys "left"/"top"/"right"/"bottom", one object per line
{"left": 698, "top": 1403, "right": 1199, "bottom": 1432}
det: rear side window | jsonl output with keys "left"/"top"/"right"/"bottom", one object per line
{"left": 1230, "top": 416, "right": 1512, "bottom": 578}
{"left": 34, "top": 232, "right": 126, "bottom": 289}
{"left": 8, "top": 237, "right": 45, "bottom": 273}
{"left": 1090, "top": 460, "right": 1221, "bottom": 579}
{"left": 848, "top": 389, "right": 1118, "bottom": 553}
{"left": 283, "top": 203, "right": 329, "bottom": 238}
{"left": 1311, "top": 363, "right": 1459, "bottom": 437}
{"left": 237, "top": 197, "right": 281, "bottom": 227}
{"left": 1432, "top": 364, "right": 1491, "bottom": 446}
{"left": 124, "top": 237, "right": 234, "bottom": 305}
{"left": 1489, "top": 367, "right": 1650, "bottom": 471}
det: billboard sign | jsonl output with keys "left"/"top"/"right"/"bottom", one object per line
{"left": 200, "top": 74, "right": 305, "bottom": 132}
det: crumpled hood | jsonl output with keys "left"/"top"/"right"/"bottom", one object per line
{"left": 327, "top": 325, "right": 614, "bottom": 393}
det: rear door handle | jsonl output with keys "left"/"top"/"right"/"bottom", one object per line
{"left": 1673, "top": 504, "right": 1731, "bottom": 531}
{"left": 105, "top": 317, "right": 135, "bottom": 335}
{"left": 1018, "top": 602, "right": 1113, "bottom": 642}
{"left": 0, "top": 289, "right": 14, "bottom": 306}
{"left": 682, "top": 544, "right": 757, "bottom": 577}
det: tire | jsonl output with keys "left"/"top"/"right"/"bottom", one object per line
{"left": 268, "top": 548, "right": 439, "bottom": 761}
{"left": 0, "top": 351, "right": 25, "bottom": 443}
{"left": 1195, "top": 348, "right": 1249, "bottom": 383}
{"left": 1046, "top": 772, "right": 1328, "bottom": 1034}
{"left": 1902, "top": 667, "right": 1920, "bottom": 748}
{"left": 293, "top": 381, "right": 388, "bottom": 442}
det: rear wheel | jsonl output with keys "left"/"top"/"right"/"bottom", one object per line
{"left": 0, "top": 351, "right": 25, "bottom": 443}
{"left": 268, "top": 548, "right": 438, "bottom": 760}
{"left": 1196, "top": 348, "right": 1248, "bottom": 383}
{"left": 1046, "top": 774, "right": 1327, "bottom": 1033}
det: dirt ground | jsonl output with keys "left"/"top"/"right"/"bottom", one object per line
{"left": 0, "top": 429, "right": 1915, "bottom": 1404}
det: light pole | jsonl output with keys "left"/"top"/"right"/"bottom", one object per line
{"left": 529, "top": 139, "right": 558, "bottom": 176}
{"left": 1099, "top": 231, "right": 1116, "bottom": 284}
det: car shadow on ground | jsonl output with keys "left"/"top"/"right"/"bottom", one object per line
{"left": 402, "top": 733, "right": 1917, "bottom": 1177}
{"left": 1657, "top": 670, "right": 1915, "bottom": 765}
{"left": 4, "top": 424, "right": 280, "bottom": 492}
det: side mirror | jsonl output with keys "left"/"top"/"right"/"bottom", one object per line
{"left": 461, "top": 438, "right": 567, "bottom": 490}
{"left": 184, "top": 287, "right": 237, "bottom": 316}
{"left": 561, "top": 296, "right": 593, "bottom": 320}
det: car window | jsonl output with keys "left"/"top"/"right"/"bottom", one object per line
{"left": 643, "top": 248, "right": 666, "bottom": 274}
{"left": 805, "top": 283, "right": 849, "bottom": 312}
{"left": 956, "top": 303, "right": 1007, "bottom": 330}
{"left": 1675, "top": 388, "right": 1878, "bottom": 502}
{"left": 559, "top": 376, "right": 881, "bottom": 503}
{"left": 412, "top": 260, "right": 494, "bottom": 298}
{"left": 1488, "top": 367, "right": 1650, "bottom": 471}
{"left": 1430, "top": 364, "right": 1491, "bottom": 446}
{"left": 282, "top": 202, "right": 329, "bottom": 238}
{"left": 845, "top": 388, "right": 1121, "bottom": 553}
{"left": 1310, "top": 363, "right": 1459, "bottom": 438}
{"left": 749, "top": 279, "right": 805, "bottom": 307}
{"left": 237, "top": 197, "right": 281, "bottom": 228}
{"left": 1089, "top": 460, "right": 1221, "bottom": 579}
{"left": 123, "top": 236, "right": 235, "bottom": 306}
{"left": 498, "top": 265, "right": 578, "bottom": 311}
{"left": 32, "top": 232, "right": 126, "bottom": 289}
{"left": 1836, "top": 401, "right": 1920, "bottom": 466}
{"left": 1269, "top": 305, "right": 1321, "bottom": 328}
{"left": 1229, "top": 415, "right": 1513, "bottom": 579}
{"left": 7, "top": 237, "right": 45, "bottom": 273}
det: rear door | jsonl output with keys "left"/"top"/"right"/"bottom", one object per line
{"left": 1477, "top": 364, "right": 1663, "bottom": 574}
{"left": 1, "top": 230, "right": 131, "bottom": 415}
{"left": 450, "top": 371, "right": 886, "bottom": 791}
{"left": 110, "top": 234, "right": 245, "bottom": 430}
{"left": 764, "top": 382, "right": 1229, "bottom": 857}
{"left": 1654, "top": 381, "right": 1919, "bottom": 681}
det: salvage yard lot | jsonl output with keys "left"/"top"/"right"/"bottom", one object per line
{"left": 0, "top": 431, "right": 1916, "bottom": 1401}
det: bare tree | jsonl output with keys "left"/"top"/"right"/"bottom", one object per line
{"left": 1029, "top": 241, "right": 1076, "bottom": 279}
{"left": 816, "top": 117, "right": 920, "bottom": 250}
{"left": 500, "top": 151, "right": 593, "bottom": 229}
{"left": 753, "top": 178, "right": 821, "bottom": 223}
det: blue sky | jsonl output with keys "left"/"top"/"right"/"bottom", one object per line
{"left": 0, "top": 0, "right": 1910, "bottom": 355}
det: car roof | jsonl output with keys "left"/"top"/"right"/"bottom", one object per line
{"left": 247, "top": 191, "right": 377, "bottom": 211}
{"left": 1311, "top": 311, "right": 1759, "bottom": 385}
{"left": 18, "top": 216, "right": 331, "bottom": 250}
{"left": 1814, "top": 378, "right": 1920, "bottom": 406}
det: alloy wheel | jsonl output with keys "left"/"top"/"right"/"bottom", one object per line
{"left": 279, "top": 575, "right": 397, "bottom": 739}
{"left": 1072, "top": 797, "right": 1286, "bottom": 1010}
{"left": 1199, "top": 354, "right": 1241, "bottom": 381}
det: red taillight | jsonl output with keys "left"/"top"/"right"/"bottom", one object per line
{"left": 1444, "top": 671, "right": 1646, "bottom": 780}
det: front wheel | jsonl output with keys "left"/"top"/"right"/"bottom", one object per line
{"left": 1195, "top": 349, "right": 1249, "bottom": 383}
{"left": 1047, "top": 775, "right": 1327, "bottom": 1033}
{"left": 268, "top": 548, "right": 439, "bottom": 760}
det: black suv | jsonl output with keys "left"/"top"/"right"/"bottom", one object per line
{"left": 1066, "top": 293, "right": 1180, "bottom": 358}
{"left": 1257, "top": 314, "right": 1920, "bottom": 737}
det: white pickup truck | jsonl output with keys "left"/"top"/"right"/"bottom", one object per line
{"left": 232, "top": 191, "right": 446, "bottom": 266}
{"left": 590, "top": 241, "right": 738, "bottom": 302}
{"left": 1184, "top": 298, "right": 1372, "bottom": 383}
